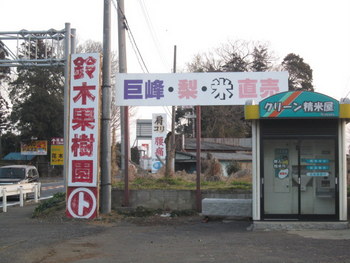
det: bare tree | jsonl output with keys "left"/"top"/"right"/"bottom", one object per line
{"left": 184, "top": 39, "right": 312, "bottom": 138}
{"left": 0, "top": 40, "right": 11, "bottom": 83}
{"left": 76, "top": 40, "right": 136, "bottom": 138}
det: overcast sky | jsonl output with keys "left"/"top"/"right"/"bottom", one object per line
{"left": 2, "top": 0, "right": 350, "bottom": 123}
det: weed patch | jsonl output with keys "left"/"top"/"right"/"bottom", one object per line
{"left": 114, "top": 175, "right": 251, "bottom": 190}
{"left": 32, "top": 192, "right": 65, "bottom": 218}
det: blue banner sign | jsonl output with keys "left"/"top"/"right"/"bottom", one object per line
{"left": 260, "top": 91, "right": 339, "bottom": 118}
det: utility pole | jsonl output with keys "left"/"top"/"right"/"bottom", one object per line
{"left": 165, "top": 46, "right": 176, "bottom": 177}
{"left": 117, "top": 0, "right": 129, "bottom": 206}
{"left": 70, "top": 28, "right": 76, "bottom": 54}
{"left": 196, "top": 105, "right": 201, "bottom": 211}
{"left": 63, "top": 23, "right": 71, "bottom": 189}
{"left": 101, "top": 0, "right": 112, "bottom": 213}
{"left": 171, "top": 45, "right": 176, "bottom": 171}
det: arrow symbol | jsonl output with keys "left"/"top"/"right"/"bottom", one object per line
{"left": 78, "top": 191, "right": 90, "bottom": 216}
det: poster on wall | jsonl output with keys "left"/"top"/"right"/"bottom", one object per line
{"left": 273, "top": 148, "right": 289, "bottom": 179}
{"left": 50, "top": 138, "right": 64, "bottom": 165}
{"left": 21, "top": 140, "right": 47, "bottom": 155}
{"left": 151, "top": 113, "right": 167, "bottom": 173}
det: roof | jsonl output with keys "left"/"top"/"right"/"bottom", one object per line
{"left": 176, "top": 151, "right": 252, "bottom": 162}
{"left": 0, "top": 165, "right": 37, "bottom": 169}
{"left": 184, "top": 138, "right": 251, "bottom": 152}
{"left": 2, "top": 152, "right": 35, "bottom": 161}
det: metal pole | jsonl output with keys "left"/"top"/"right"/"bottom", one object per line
{"left": 117, "top": 0, "right": 129, "bottom": 206}
{"left": 70, "top": 28, "right": 76, "bottom": 54}
{"left": 124, "top": 106, "right": 129, "bottom": 206}
{"left": 171, "top": 45, "right": 176, "bottom": 171}
{"left": 196, "top": 105, "right": 201, "bottom": 211}
{"left": 101, "top": 0, "right": 112, "bottom": 214}
{"left": 63, "top": 22, "right": 71, "bottom": 189}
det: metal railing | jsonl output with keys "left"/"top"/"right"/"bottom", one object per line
{"left": 0, "top": 183, "right": 41, "bottom": 212}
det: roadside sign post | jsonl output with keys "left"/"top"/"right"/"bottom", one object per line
{"left": 115, "top": 72, "right": 289, "bottom": 211}
{"left": 66, "top": 53, "right": 101, "bottom": 219}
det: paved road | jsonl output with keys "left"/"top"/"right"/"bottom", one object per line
{"left": 1, "top": 203, "right": 350, "bottom": 263}
{"left": 40, "top": 180, "right": 65, "bottom": 198}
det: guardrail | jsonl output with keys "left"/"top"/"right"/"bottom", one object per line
{"left": 0, "top": 183, "right": 41, "bottom": 212}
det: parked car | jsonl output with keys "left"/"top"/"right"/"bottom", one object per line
{"left": 0, "top": 165, "right": 39, "bottom": 185}
{"left": 0, "top": 165, "right": 41, "bottom": 199}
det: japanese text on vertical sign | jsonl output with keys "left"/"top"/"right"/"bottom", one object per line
{"left": 151, "top": 113, "right": 167, "bottom": 173}
{"left": 68, "top": 53, "right": 100, "bottom": 187}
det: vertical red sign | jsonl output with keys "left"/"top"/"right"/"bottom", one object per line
{"left": 67, "top": 53, "right": 101, "bottom": 219}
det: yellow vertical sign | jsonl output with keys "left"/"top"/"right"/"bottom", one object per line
{"left": 51, "top": 145, "right": 64, "bottom": 165}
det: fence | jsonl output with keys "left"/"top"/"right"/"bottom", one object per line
{"left": 0, "top": 183, "right": 41, "bottom": 212}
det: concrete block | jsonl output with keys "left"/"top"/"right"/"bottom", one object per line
{"left": 202, "top": 198, "right": 252, "bottom": 217}
{"left": 136, "top": 190, "right": 151, "bottom": 202}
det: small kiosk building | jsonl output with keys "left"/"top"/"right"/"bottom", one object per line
{"left": 245, "top": 91, "right": 349, "bottom": 221}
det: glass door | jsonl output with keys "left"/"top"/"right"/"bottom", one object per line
{"left": 262, "top": 138, "right": 337, "bottom": 220}
{"left": 299, "top": 139, "right": 336, "bottom": 217}
{"left": 263, "top": 139, "right": 299, "bottom": 218}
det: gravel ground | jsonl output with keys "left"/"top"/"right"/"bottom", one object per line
{"left": 2, "top": 203, "right": 350, "bottom": 263}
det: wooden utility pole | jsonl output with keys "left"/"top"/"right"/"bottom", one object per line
{"left": 196, "top": 105, "right": 201, "bottom": 211}
{"left": 165, "top": 45, "right": 177, "bottom": 177}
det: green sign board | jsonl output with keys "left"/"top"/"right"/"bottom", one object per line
{"left": 259, "top": 91, "right": 339, "bottom": 118}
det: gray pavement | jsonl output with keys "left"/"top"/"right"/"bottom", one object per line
{"left": 1, "top": 203, "right": 350, "bottom": 263}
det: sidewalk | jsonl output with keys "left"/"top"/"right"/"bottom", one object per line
{"left": 2, "top": 203, "right": 350, "bottom": 263}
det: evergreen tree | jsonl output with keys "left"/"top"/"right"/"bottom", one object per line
{"left": 8, "top": 39, "right": 64, "bottom": 140}
{"left": 282, "top": 53, "right": 313, "bottom": 91}
{"left": 0, "top": 40, "right": 11, "bottom": 132}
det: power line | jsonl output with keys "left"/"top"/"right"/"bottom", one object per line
{"left": 162, "top": 106, "right": 172, "bottom": 120}
{"left": 112, "top": 0, "right": 149, "bottom": 73}
{"left": 137, "top": 0, "right": 169, "bottom": 71}
{"left": 126, "top": 30, "right": 147, "bottom": 73}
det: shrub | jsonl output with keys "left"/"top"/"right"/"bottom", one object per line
{"left": 226, "top": 160, "right": 241, "bottom": 176}
{"left": 32, "top": 192, "right": 65, "bottom": 218}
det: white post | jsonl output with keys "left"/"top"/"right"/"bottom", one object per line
{"left": 339, "top": 120, "right": 347, "bottom": 221}
{"left": 19, "top": 186, "right": 24, "bottom": 207}
{"left": 63, "top": 22, "right": 71, "bottom": 189}
{"left": 34, "top": 183, "right": 39, "bottom": 203}
{"left": 252, "top": 120, "right": 260, "bottom": 221}
{"left": 3, "top": 188, "right": 7, "bottom": 212}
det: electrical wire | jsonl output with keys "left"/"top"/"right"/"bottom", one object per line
{"left": 342, "top": 77, "right": 350, "bottom": 99}
{"left": 162, "top": 106, "right": 172, "bottom": 120}
{"left": 137, "top": 0, "right": 169, "bottom": 71}
{"left": 112, "top": 0, "right": 149, "bottom": 73}
{"left": 124, "top": 22, "right": 149, "bottom": 73}
{"left": 126, "top": 31, "right": 147, "bottom": 73}
{"left": 112, "top": 1, "right": 172, "bottom": 127}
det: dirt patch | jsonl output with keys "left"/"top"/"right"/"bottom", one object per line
{"left": 34, "top": 203, "right": 203, "bottom": 227}
{"left": 117, "top": 214, "right": 203, "bottom": 226}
